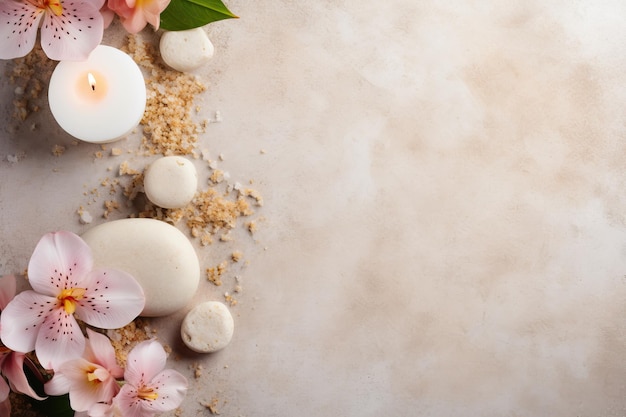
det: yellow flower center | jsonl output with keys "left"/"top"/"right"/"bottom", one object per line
{"left": 47, "top": 0, "right": 63, "bottom": 16}
{"left": 137, "top": 386, "right": 158, "bottom": 401}
{"left": 58, "top": 287, "right": 86, "bottom": 314}
{"left": 86, "top": 366, "right": 108, "bottom": 383}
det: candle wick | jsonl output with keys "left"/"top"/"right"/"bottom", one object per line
{"left": 91, "top": 84, "right": 95, "bottom": 91}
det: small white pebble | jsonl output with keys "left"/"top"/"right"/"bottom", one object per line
{"left": 181, "top": 301, "right": 234, "bottom": 353}
{"left": 160, "top": 28, "right": 214, "bottom": 72}
{"left": 144, "top": 156, "right": 198, "bottom": 209}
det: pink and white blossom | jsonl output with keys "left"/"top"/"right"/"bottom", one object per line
{"left": 0, "top": 0, "right": 105, "bottom": 60}
{"left": 107, "top": 0, "right": 170, "bottom": 34}
{"left": 0, "top": 231, "right": 145, "bottom": 370}
{"left": 0, "top": 275, "right": 46, "bottom": 402}
{"left": 45, "top": 329, "right": 124, "bottom": 412}
{"left": 113, "top": 339, "right": 187, "bottom": 416}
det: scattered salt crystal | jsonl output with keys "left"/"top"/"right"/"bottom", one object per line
{"left": 218, "top": 153, "right": 225, "bottom": 161}
{"left": 7, "top": 155, "right": 19, "bottom": 163}
{"left": 14, "top": 86, "right": 24, "bottom": 95}
{"left": 79, "top": 210, "right": 93, "bottom": 224}
{"left": 233, "top": 182, "right": 242, "bottom": 191}
{"left": 208, "top": 160, "right": 218, "bottom": 170}
{"left": 214, "top": 111, "right": 222, "bottom": 122}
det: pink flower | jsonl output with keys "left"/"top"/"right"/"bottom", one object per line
{"left": 0, "top": 0, "right": 105, "bottom": 60}
{"left": 113, "top": 339, "right": 187, "bottom": 416}
{"left": 0, "top": 275, "right": 46, "bottom": 402}
{"left": 107, "top": 0, "right": 170, "bottom": 33}
{"left": 0, "top": 231, "right": 145, "bottom": 370}
{"left": 45, "top": 329, "right": 124, "bottom": 412}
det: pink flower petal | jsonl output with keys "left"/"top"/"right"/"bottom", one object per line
{"left": 100, "top": 3, "right": 115, "bottom": 28}
{"left": 141, "top": 369, "right": 187, "bottom": 413}
{"left": 0, "top": 377, "right": 8, "bottom": 403}
{"left": 0, "top": 275, "right": 16, "bottom": 311}
{"left": 0, "top": 397, "right": 10, "bottom": 417}
{"left": 28, "top": 231, "right": 93, "bottom": 297}
{"left": 140, "top": 0, "right": 170, "bottom": 30}
{"left": 0, "top": 0, "right": 43, "bottom": 59}
{"left": 44, "top": 371, "right": 71, "bottom": 396}
{"left": 84, "top": 329, "right": 123, "bottom": 379}
{"left": 124, "top": 340, "right": 166, "bottom": 386}
{"left": 56, "top": 358, "right": 119, "bottom": 412}
{"left": 113, "top": 368, "right": 186, "bottom": 415}
{"left": 108, "top": 0, "right": 170, "bottom": 33}
{"left": 34, "top": 307, "right": 85, "bottom": 370}
{"left": 75, "top": 268, "right": 144, "bottom": 330}
{"left": 3, "top": 351, "right": 46, "bottom": 400}
{"left": 40, "top": 0, "right": 105, "bottom": 61}
{"left": 114, "top": 383, "right": 153, "bottom": 417}
{"left": 86, "top": 402, "right": 116, "bottom": 417}
{"left": 0, "top": 290, "right": 53, "bottom": 354}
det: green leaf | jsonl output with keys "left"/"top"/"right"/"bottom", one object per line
{"left": 160, "top": 0, "right": 238, "bottom": 31}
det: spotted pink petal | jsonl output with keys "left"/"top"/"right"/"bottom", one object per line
{"left": 34, "top": 306, "right": 85, "bottom": 370}
{"left": 84, "top": 329, "right": 123, "bottom": 379}
{"left": 139, "top": 369, "right": 187, "bottom": 413}
{"left": 115, "top": 368, "right": 186, "bottom": 416}
{"left": 0, "top": 290, "right": 53, "bottom": 354}
{"left": 75, "top": 268, "right": 145, "bottom": 330}
{"left": 124, "top": 339, "right": 166, "bottom": 386}
{"left": 3, "top": 351, "right": 46, "bottom": 400}
{"left": 0, "top": 275, "right": 16, "bottom": 311}
{"left": 28, "top": 231, "right": 93, "bottom": 297}
{"left": 0, "top": 0, "right": 43, "bottom": 59}
{"left": 39, "top": 0, "right": 105, "bottom": 61}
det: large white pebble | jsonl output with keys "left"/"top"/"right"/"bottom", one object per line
{"left": 82, "top": 218, "right": 200, "bottom": 317}
{"left": 144, "top": 156, "right": 197, "bottom": 209}
{"left": 181, "top": 301, "right": 234, "bottom": 353}
{"left": 160, "top": 28, "right": 214, "bottom": 72}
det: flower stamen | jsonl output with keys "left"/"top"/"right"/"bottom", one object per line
{"left": 46, "top": 0, "right": 63, "bottom": 16}
{"left": 58, "top": 287, "right": 86, "bottom": 314}
{"left": 86, "top": 366, "right": 109, "bottom": 382}
{"left": 137, "top": 386, "right": 158, "bottom": 401}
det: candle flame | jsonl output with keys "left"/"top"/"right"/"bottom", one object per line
{"left": 87, "top": 73, "right": 96, "bottom": 91}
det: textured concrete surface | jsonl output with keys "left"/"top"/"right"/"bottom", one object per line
{"left": 2, "top": 1, "right": 626, "bottom": 416}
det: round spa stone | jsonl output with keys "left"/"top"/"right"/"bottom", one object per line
{"left": 181, "top": 301, "right": 234, "bottom": 353}
{"left": 143, "top": 156, "right": 198, "bottom": 209}
{"left": 160, "top": 28, "right": 215, "bottom": 72}
{"left": 82, "top": 218, "right": 200, "bottom": 317}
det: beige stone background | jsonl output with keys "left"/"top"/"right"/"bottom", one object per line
{"left": 2, "top": 1, "right": 626, "bottom": 416}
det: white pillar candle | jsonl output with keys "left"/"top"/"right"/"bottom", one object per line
{"left": 48, "top": 45, "right": 146, "bottom": 144}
